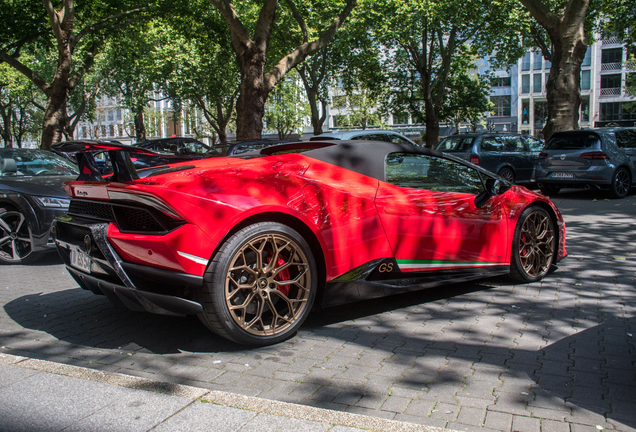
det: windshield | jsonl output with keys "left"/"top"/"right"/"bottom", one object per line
{"left": 545, "top": 132, "right": 601, "bottom": 150}
{"left": 0, "top": 149, "right": 78, "bottom": 176}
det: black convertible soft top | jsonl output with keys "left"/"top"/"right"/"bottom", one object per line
{"left": 261, "top": 140, "right": 459, "bottom": 182}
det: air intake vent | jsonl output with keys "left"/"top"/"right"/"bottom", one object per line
{"left": 69, "top": 200, "right": 115, "bottom": 221}
{"left": 114, "top": 207, "right": 164, "bottom": 232}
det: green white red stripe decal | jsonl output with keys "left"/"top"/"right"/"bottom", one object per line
{"left": 396, "top": 259, "right": 507, "bottom": 272}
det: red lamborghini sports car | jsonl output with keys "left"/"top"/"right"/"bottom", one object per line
{"left": 52, "top": 140, "right": 566, "bottom": 346}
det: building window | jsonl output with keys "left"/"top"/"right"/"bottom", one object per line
{"left": 602, "top": 48, "right": 623, "bottom": 64}
{"left": 581, "top": 70, "right": 591, "bottom": 90}
{"left": 582, "top": 47, "right": 592, "bottom": 67}
{"left": 491, "top": 77, "right": 511, "bottom": 87}
{"left": 332, "top": 95, "right": 347, "bottom": 109}
{"left": 600, "top": 103, "right": 636, "bottom": 121}
{"left": 108, "top": 125, "right": 115, "bottom": 136}
{"left": 581, "top": 98, "right": 590, "bottom": 122}
{"left": 521, "top": 52, "right": 531, "bottom": 71}
{"left": 521, "top": 75, "right": 530, "bottom": 93}
{"left": 522, "top": 99, "right": 530, "bottom": 124}
{"left": 393, "top": 112, "right": 409, "bottom": 125}
{"left": 533, "top": 74, "right": 542, "bottom": 93}
{"left": 490, "top": 96, "right": 511, "bottom": 116}
{"left": 601, "top": 74, "right": 622, "bottom": 88}
{"left": 116, "top": 109, "right": 122, "bottom": 121}
{"left": 545, "top": 59, "right": 551, "bottom": 69}
{"left": 533, "top": 52, "right": 542, "bottom": 70}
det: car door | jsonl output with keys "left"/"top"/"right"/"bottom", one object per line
{"left": 615, "top": 130, "right": 636, "bottom": 175}
{"left": 502, "top": 136, "right": 534, "bottom": 182}
{"left": 375, "top": 152, "right": 509, "bottom": 272}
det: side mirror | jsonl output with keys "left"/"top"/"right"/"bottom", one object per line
{"left": 474, "top": 178, "right": 504, "bottom": 208}
{"left": 486, "top": 178, "right": 502, "bottom": 195}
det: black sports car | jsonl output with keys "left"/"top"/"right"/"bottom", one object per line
{"left": 0, "top": 148, "right": 77, "bottom": 264}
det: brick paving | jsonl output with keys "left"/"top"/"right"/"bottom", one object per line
{"left": 1, "top": 189, "right": 635, "bottom": 432}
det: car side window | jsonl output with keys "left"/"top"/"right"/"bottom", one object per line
{"left": 387, "top": 135, "right": 413, "bottom": 145}
{"left": 504, "top": 137, "right": 525, "bottom": 152}
{"left": 480, "top": 137, "right": 504, "bottom": 152}
{"left": 181, "top": 142, "right": 209, "bottom": 154}
{"left": 616, "top": 130, "right": 636, "bottom": 149}
{"left": 385, "top": 153, "right": 484, "bottom": 195}
{"left": 525, "top": 137, "right": 544, "bottom": 151}
{"left": 353, "top": 134, "right": 385, "bottom": 141}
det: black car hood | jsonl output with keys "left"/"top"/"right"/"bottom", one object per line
{"left": 0, "top": 175, "right": 74, "bottom": 199}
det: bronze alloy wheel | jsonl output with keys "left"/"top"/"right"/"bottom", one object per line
{"left": 0, "top": 210, "right": 35, "bottom": 264}
{"left": 517, "top": 209, "right": 555, "bottom": 279}
{"left": 224, "top": 232, "right": 312, "bottom": 337}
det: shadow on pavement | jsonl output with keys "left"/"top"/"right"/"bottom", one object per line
{"left": 3, "top": 288, "right": 243, "bottom": 354}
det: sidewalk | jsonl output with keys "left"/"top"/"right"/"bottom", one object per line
{"left": 0, "top": 353, "right": 450, "bottom": 432}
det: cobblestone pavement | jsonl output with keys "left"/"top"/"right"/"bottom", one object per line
{"left": 1, "top": 189, "right": 635, "bottom": 432}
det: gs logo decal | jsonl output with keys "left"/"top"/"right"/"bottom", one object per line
{"left": 378, "top": 263, "right": 394, "bottom": 273}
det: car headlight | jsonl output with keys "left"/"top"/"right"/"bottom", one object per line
{"left": 32, "top": 196, "right": 71, "bottom": 209}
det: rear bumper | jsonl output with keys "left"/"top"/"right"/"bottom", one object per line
{"left": 53, "top": 215, "right": 203, "bottom": 316}
{"left": 535, "top": 166, "right": 613, "bottom": 189}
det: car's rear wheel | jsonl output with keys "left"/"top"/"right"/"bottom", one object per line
{"left": 498, "top": 167, "right": 515, "bottom": 183}
{"left": 510, "top": 206, "right": 555, "bottom": 283}
{"left": 539, "top": 184, "right": 560, "bottom": 196}
{"left": 199, "top": 222, "right": 317, "bottom": 346}
{"left": 610, "top": 167, "right": 630, "bottom": 199}
{"left": 0, "top": 208, "right": 39, "bottom": 264}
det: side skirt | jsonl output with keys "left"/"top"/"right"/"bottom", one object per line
{"left": 322, "top": 259, "right": 509, "bottom": 308}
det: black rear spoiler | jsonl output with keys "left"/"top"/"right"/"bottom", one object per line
{"left": 52, "top": 140, "right": 169, "bottom": 183}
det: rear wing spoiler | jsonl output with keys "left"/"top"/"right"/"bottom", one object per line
{"left": 52, "top": 140, "right": 170, "bottom": 183}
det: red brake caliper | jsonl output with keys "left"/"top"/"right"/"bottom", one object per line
{"left": 267, "top": 251, "right": 291, "bottom": 296}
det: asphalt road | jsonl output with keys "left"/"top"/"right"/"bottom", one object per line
{"left": 1, "top": 187, "right": 635, "bottom": 432}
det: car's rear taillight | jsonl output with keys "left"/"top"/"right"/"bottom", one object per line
{"left": 470, "top": 154, "right": 479, "bottom": 165}
{"left": 580, "top": 152, "right": 610, "bottom": 160}
{"left": 538, "top": 152, "right": 549, "bottom": 159}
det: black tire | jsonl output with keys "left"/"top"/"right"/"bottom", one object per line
{"left": 509, "top": 206, "right": 556, "bottom": 283}
{"left": 198, "top": 222, "right": 317, "bottom": 346}
{"left": 610, "top": 167, "right": 630, "bottom": 199}
{"left": 0, "top": 208, "right": 40, "bottom": 265}
{"left": 539, "top": 185, "right": 561, "bottom": 196}
{"left": 498, "top": 167, "right": 515, "bottom": 183}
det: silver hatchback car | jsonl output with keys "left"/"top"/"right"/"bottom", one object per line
{"left": 535, "top": 128, "right": 636, "bottom": 198}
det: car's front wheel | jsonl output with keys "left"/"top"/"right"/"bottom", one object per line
{"left": 199, "top": 222, "right": 317, "bottom": 346}
{"left": 0, "top": 208, "right": 39, "bottom": 264}
{"left": 510, "top": 206, "right": 556, "bottom": 283}
{"left": 610, "top": 167, "right": 630, "bottom": 199}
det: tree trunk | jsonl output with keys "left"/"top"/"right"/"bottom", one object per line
{"left": 543, "top": 37, "right": 586, "bottom": 140}
{"left": 424, "top": 110, "right": 440, "bottom": 148}
{"left": 518, "top": 0, "right": 589, "bottom": 141}
{"left": 235, "top": 49, "right": 268, "bottom": 140}
{"left": 308, "top": 93, "right": 326, "bottom": 135}
{"left": 134, "top": 110, "right": 146, "bottom": 142}
{"left": 0, "top": 108, "right": 13, "bottom": 148}
{"left": 41, "top": 76, "right": 70, "bottom": 150}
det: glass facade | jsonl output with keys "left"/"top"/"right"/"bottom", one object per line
{"left": 521, "top": 75, "right": 530, "bottom": 93}
{"left": 581, "top": 70, "right": 591, "bottom": 90}
{"left": 490, "top": 96, "right": 511, "bottom": 116}
{"left": 533, "top": 74, "right": 542, "bottom": 93}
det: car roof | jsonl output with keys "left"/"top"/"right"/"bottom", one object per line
{"left": 311, "top": 130, "right": 406, "bottom": 140}
{"left": 135, "top": 137, "right": 206, "bottom": 146}
{"left": 260, "top": 140, "right": 488, "bottom": 182}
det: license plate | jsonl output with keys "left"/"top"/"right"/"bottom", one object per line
{"left": 70, "top": 249, "right": 92, "bottom": 273}
{"left": 551, "top": 172, "right": 574, "bottom": 178}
